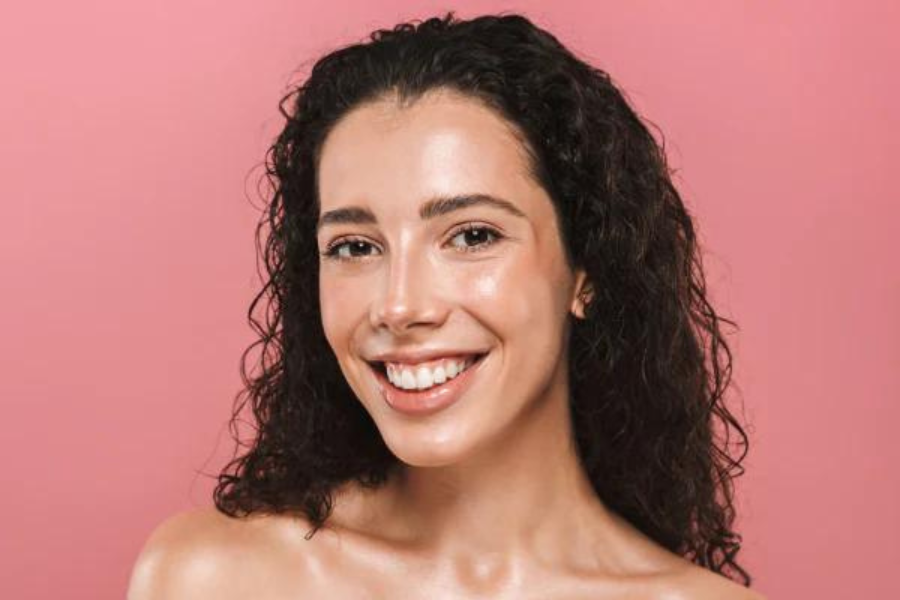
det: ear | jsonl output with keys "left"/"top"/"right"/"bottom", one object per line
{"left": 570, "top": 268, "right": 594, "bottom": 320}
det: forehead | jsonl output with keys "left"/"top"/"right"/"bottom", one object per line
{"left": 316, "top": 89, "right": 541, "bottom": 212}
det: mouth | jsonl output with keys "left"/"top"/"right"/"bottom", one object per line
{"left": 367, "top": 353, "right": 486, "bottom": 387}
{"left": 366, "top": 352, "right": 489, "bottom": 416}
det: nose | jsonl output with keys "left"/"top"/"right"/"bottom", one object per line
{"left": 369, "top": 247, "right": 448, "bottom": 335}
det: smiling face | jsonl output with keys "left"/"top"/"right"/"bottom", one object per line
{"left": 316, "top": 88, "right": 589, "bottom": 467}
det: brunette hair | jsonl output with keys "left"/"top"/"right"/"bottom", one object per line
{"left": 213, "top": 11, "right": 752, "bottom": 585}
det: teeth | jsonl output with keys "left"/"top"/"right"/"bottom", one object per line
{"left": 385, "top": 356, "right": 476, "bottom": 391}
{"left": 447, "top": 361, "right": 459, "bottom": 378}
{"left": 400, "top": 369, "right": 416, "bottom": 390}
{"left": 415, "top": 367, "right": 432, "bottom": 389}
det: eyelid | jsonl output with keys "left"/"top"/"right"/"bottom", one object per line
{"left": 321, "top": 235, "right": 382, "bottom": 261}
{"left": 444, "top": 222, "right": 505, "bottom": 252}
{"left": 323, "top": 235, "right": 377, "bottom": 252}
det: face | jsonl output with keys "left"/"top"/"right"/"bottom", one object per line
{"left": 316, "top": 89, "right": 588, "bottom": 467}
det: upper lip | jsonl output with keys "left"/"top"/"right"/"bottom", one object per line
{"left": 367, "top": 349, "right": 487, "bottom": 365}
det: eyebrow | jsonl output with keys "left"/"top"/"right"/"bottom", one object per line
{"left": 316, "top": 193, "right": 527, "bottom": 233}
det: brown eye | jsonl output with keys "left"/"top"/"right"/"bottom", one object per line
{"left": 323, "top": 238, "right": 380, "bottom": 261}
{"left": 448, "top": 225, "right": 503, "bottom": 252}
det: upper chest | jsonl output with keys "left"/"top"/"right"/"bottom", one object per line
{"left": 227, "top": 541, "right": 686, "bottom": 600}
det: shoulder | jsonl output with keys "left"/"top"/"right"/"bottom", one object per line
{"left": 651, "top": 561, "right": 767, "bottom": 600}
{"left": 607, "top": 514, "right": 765, "bottom": 599}
{"left": 126, "top": 507, "right": 318, "bottom": 600}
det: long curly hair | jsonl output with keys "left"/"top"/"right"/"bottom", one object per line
{"left": 213, "top": 11, "right": 752, "bottom": 586}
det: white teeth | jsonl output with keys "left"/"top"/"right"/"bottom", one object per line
{"left": 413, "top": 367, "right": 428, "bottom": 389}
{"left": 385, "top": 356, "right": 477, "bottom": 391}
{"left": 400, "top": 369, "right": 417, "bottom": 390}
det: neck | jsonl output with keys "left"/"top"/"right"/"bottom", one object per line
{"left": 344, "top": 361, "right": 621, "bottom": 568}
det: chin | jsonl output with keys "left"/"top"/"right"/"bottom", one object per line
{"left": 376, "top": 420, "right": 483, "bottom": 468}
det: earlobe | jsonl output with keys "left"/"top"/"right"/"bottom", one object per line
{"left": 570, "top": 269, "right": 594, "bottom": 319}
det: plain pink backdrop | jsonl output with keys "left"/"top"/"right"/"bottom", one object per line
{"left": 2, "top": 1, "right": 897, "bottom": 598}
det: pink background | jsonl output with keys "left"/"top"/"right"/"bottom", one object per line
{"left": 2, "top": 1, "right": 897, "bottom": 598}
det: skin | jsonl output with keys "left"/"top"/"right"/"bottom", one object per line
{"left": 127, "top": 89, "right": 764, "bottom": 600}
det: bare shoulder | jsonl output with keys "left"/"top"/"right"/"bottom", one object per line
{"left": 653, "top": 560, "right": 766, "bottom": 600}
{"left": 608, "top": 514, "right": 765, "bottom": 600}
{"left": 126, "top": 506, "right": 317, "bottom": 600}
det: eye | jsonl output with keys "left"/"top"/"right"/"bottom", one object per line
{"left": 322, "top": 238, "right": 381, "bottom": 262}
{"left": 447, "top": 224, "right": 504, "bottom": 253}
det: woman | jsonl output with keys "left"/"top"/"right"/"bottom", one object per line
{"left": 129, "top": 12, "right": 762, "bottom": 599}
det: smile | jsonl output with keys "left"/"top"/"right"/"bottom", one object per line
{"left": 368, "top": 353, "right": 488, "bottom": 416}
{"left": 384, "top": 355, "right": 478, "bottom": 391}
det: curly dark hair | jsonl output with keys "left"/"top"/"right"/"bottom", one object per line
{"left": 213, "top": 10, "right": 751, "bottom": 586}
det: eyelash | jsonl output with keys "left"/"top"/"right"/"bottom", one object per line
{"left": 322, "top": 224, "right": 504, "bottom": 262}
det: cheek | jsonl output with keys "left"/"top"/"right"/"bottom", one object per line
{"left": 319, "top": 273, "right": 363, "bottom": 349}
{"left": 460, "top": 258, "right": 570, "bottom": 404}
{"left": 459, "top": 258, "right": 563, "bottom": 337}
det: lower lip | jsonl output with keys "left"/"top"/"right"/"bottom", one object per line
{"left": 372, "top": 355, "right": 486, "bottom": 416}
